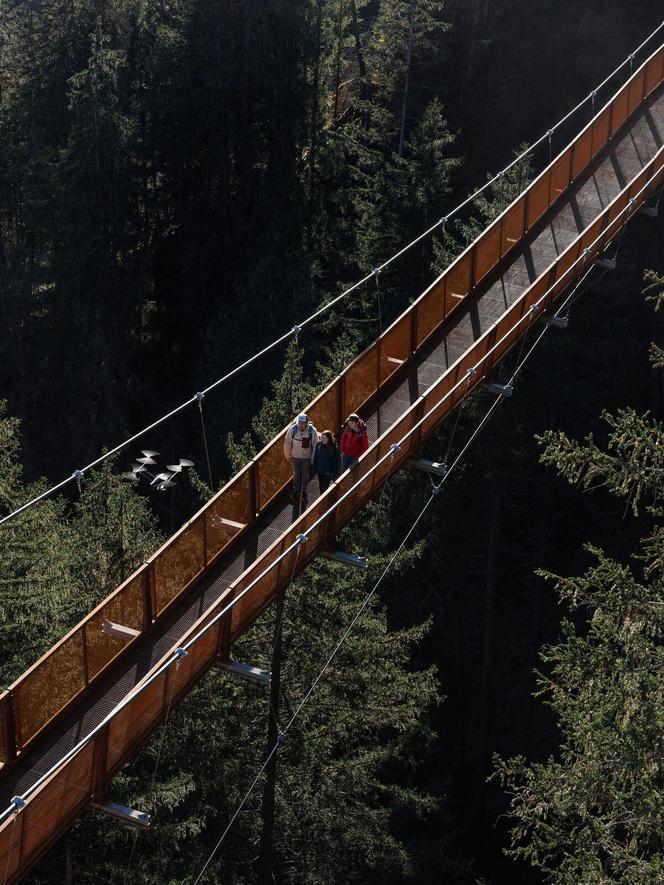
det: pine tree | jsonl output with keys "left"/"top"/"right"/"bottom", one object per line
{"left": 493, "top": 324, "right": 664, "bottom": 881}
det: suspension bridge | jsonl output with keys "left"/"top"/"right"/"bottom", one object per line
{"left": 1, "top": 37, "right": 664, "bottom": 885}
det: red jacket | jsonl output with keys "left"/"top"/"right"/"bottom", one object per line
{"left": 340, "top": 420, "right": 369, "bottom": 460}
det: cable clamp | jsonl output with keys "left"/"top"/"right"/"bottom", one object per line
{"left": 431, "top": 484, "right": 441, "bottom": 496}
{"left": 72, "top": 469, "right": 83, "bottom": 481}
{"left": 628, "top": 197, "right": 636, "bottom": 206}
{"left": 390, "top": 443, "right": 401, "bottom": 454}
{"left": 11, "top": 796, "right": 26, "bottom": 811}
{"left": 466, "top": 367, "right": 476, "bottom": 379}
{"left": 174, "top": 648, "right": 188, "bottom": 660}
{"left": 582, "top": 247, "right": 591, "bottom": 257}
{"left": 547, "top": 129, "right": 554, "bottom": 138}
{"left": 276, "top": 730, "right": 286, "bottom": 747}
{"left": 296, "top": 533, "right": 308, "bottom": 546}
{"left": 440, "top": 215, "right": 448, "bottom": 228}
{"left": 291, "top": 325, "right": 302, "bottom": 337}
{"left": 372, "top": 266, "right": 381, "bottom": 276}
{"left": 529, "top": 304, "right": 537, "bottom": 315}
{"left": 590, "top": 89, "right": 597, "bottom": 98}
{"left": 195, "top": 391, "right": 205, "bottom": 403}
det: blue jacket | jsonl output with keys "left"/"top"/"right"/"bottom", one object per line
{"left": 313, "top": 442, "right": 339, "bottom": 477}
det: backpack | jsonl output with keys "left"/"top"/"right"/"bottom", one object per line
{"left": 291, "top": 425, "right": 314, "bottom": 440}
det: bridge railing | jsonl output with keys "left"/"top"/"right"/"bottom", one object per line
{"left": 1, "top": 40, "right": 663, "bottom": 775}
{"left": 82, "top": 136, "right": 664, "bottom": 822}
{"left": 2, "top": 77, "right": 664, "bottom": 885}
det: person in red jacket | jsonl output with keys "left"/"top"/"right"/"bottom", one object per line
{"left": 339, "top": 413, "right": 369, "bottom": 470}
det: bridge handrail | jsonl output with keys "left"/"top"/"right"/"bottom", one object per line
{"left": 1, "top": 108, "right": 663, "bottom": 885}
{"left": 1, "top": 39, "right": 662, "bottom": 778}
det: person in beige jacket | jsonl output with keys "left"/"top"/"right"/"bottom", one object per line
{"left": 283, "top": 413, "right": 318, "bottom": 504}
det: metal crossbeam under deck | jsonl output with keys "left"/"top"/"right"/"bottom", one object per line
{"left": 1, "top": 57, "right": 664, "bottom": 885}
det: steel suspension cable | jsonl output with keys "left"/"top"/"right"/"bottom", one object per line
{"left": 0, "top": 166, "right": 659, "bottom": 828}
{"left": 2, "top": 23, "right": 662, "bottom": 529}
{"left": 188, "top": 268, "right": 594, "bottom": 880}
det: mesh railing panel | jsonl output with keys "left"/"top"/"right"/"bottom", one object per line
{"left": 501, "top": 198, "right": 526, "bottom": 255}
{"left": 206, "top": 467, "right": 254, "bottom": 564}
{"left": 415, "top": 281, "right": 445, "bottom": 347}
{"left": 591, "top": 107, "right": 611, "bottom": 157}
{"left": 527, "top": 173, "right": 550, "bottom": 229}
{"left": 550, "top": 153, "right": 571, "bottom": 200}
{"left": 0, "top": 806, "right": 22, "bottom": 883}
{"left": 230, "top": 540, "right": 284, "bottom": 637}
{"left": 309, "top": 382, "right": 341, "bottom": 437}
{"left": 344, "top": 346, "right": 379, "bottom": 415}
{"left": 14, "top": 632, "right": 87, "bottom": 750}
{"left": 153, "top": 515, "right": 206, "bottom": 617}
{"left": 19, "top": 743, "right": 94, "bottom": 875}
{"left": 0, "top": 694, "right": 9, "bottom": 766}
{"left": 628, "top": 69, "right": 646, "bottom": 115}
{"left": 106, "top": 673, "right": 167, "bottom": 775}
{"left": 572, "top": 128, "right": 593, "bottom": 179}
{"left": 85, "top": 573, "right": 146, "bottom": 682}
{"left": 446, "top": 252, "right": 473, "bottom": 300}
{"left": 611, "top": 87, "right": 630, "bottom": 134}
{"left": 475, "top": 222, "right": 502, "bottom": 283}
{"left": 257, "top": 437, "right": 291, "bottom": 512}
{"left": 380, "top": 314, "right": 412, "bottom": 384}
{"left": 646, "top": 52, "right": 664, "bottom": 95}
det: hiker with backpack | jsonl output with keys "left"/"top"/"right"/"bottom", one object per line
{"left": 339, "top": 413, "right": 369, "bottom": 471}
{"left": 283, "top": 413, "right": 318, "bottom": 505}
{"left": 313, "top": 430, "right": 340, "bottom": 494}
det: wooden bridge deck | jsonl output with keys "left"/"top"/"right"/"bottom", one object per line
{"left": 1, "top": 49, "right": 663, "bottom": 884}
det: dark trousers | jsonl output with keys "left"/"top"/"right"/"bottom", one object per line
{"left": 318, "top": 473, "right": 332, "bottom": 494}
{"left": 341, "top": 453, "right": 358, "bottom": 471}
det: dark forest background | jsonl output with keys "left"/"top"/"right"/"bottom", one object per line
{"left": 0, "top": 1, "right": 663, "bottom": 883}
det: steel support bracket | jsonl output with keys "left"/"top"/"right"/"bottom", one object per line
{"left": 481, "top": 382, "right": 513, "bottom": 397}
{"left": 542, "top": 314, "right": 568, "bottom": 329}
{"left": 407, "top": 458, "right": 448, "bottom": 477}
{"left": 93, "top": 801, "right": 150, "bottom": 829}
{"left": 322, "top": 550, "right": 369, "bottom": 570}
{"left": 219, "top": 660, "right": 271, "bottom": 686}
{"left": 102, "top": 620, "right": 141, "bottom": 641}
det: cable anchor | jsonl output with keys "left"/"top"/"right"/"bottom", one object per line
{"left": 390, "top": 443, "right": 401, "bottom": 454}
{"left": 174, "top": 648, "right": 188, "bottom": 660}
{"left": 72, "top": 469, "right": 84, "bottom": 494}
{"left": 296, "top": 533, "right": 308, "bottom": 546}
{"left": 11, "top": 796, "right": 26, "bottom": 811}
{"left": 466, "top": 367, "right": 476, "bottom": 379}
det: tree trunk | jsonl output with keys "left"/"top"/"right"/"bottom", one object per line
{"left": 398, "top": 1, "right": 416, "bottom": 158}
{"left": 333, "top": 0, "right": 344, "bottom": 119}
{"left": 473, "top": 483, "right": 501, "bottom": 821}
{"left": 349, "top": 0, "right": 370, "bottom": 128}
{"left": 257, "top": 593, "right": 286, "bottom": 885}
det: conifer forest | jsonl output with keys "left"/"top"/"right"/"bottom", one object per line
{"left": 0, "top": 1, "right": 663, "bottom": 883}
